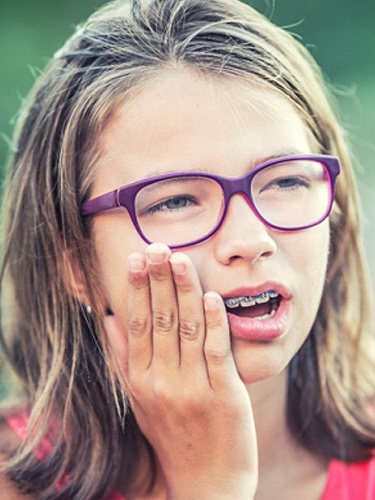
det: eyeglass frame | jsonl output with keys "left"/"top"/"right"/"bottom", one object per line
{"left": 81, "top": 154, "right": 340, "bottom": 249}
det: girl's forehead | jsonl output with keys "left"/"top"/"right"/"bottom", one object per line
{"left": 89, "top": 67, "right": 313, "bottom": 196}
{"left": 103, "top": 67, "right": 306, "bottom": 140}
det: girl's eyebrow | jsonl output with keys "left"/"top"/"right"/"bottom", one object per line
{"left": 139, "top": 175, "right": 203, "bottom": 192}
{"left": 146, "top": 150, "right": 310, "bottom": 177}
{"left": 249, "top": 150, "right": 310, "bottom": 169}
{"left": 146, "top": 167, "right": 210, "bottom": 177}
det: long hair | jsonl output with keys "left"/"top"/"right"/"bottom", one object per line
{"left": 1, "top": 0, "right": 374, "bottom": 497}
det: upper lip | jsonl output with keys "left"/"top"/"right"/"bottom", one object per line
{"left": 220, "top": 282, "right": 292, "bottom": 303}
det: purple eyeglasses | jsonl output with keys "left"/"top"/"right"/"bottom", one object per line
{"left": 81, "top": 154, "right": 340, "bottom": 249}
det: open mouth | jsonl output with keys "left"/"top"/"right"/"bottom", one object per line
{"left": 224, "top": 290, "right": 281, "bottom": 320}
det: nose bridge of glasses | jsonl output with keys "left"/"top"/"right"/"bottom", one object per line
{"left": 222, "top": 174, "right": 254, "bottom": 207}
{"left": 220, "top": 174, "right": 261, "bottom": 224}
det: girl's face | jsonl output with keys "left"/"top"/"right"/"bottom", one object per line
{"left": 91, "top": 70, "right": 329, "bottom": 385}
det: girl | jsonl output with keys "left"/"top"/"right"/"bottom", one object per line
{"left": 1, "top": 0, "right": 375, "bottom": 498}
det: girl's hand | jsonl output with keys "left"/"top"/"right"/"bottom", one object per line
{"left": 106, "top": 243, "right": 258, "bottom": 499}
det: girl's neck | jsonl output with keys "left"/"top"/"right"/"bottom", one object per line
{"left": 248, "top": 368, "right": 290, "bottom": 468}
{"left": 248, "top": 370, "right": 328, "bottom": 499}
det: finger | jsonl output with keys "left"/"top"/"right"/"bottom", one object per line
{"left": 126, "top": 252, "right": 153, "bottom": 372}
{"left": 169, "top": 252, "right": 206, "bottom": 375}
{"left": 203, "top": 291, "right": 239, "bottom": 391}
{"left": 146, "top": 243, "right": 180, "bottom": 368}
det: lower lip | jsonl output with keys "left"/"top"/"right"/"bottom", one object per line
{"left": 227, "top": 299, "right": 290, "bottom": 342}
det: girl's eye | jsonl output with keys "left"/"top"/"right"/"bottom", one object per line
{"left": 263, "top": 176, "right": 310, "bottom": 191}
{"left": 146, "top": 195, "right": 197, "bottom": 214}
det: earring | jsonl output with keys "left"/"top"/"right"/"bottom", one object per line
{"left": 85, "top": 305, "right": 92, "bottom": 314}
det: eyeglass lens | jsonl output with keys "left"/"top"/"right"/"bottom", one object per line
{"left": 134, "top": 159, "right": 331, "bottom": 247}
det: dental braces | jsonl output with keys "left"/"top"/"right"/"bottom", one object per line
{"left": 224, "top": 290, "right": 279, "bottom": 308}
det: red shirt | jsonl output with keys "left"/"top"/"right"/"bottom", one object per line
{"left": 322, "top": 455, "right": 375, "bottom": 499}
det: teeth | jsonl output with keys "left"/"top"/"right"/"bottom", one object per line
{"left": 224, "top": 290, "right": 279, "bottom": 309}
{"left": 256, "top": 295, "right": 270, "bottom": 304}
{"left": 239, "top": 297, "right": 256, "bottom": 307}
{"left": 254, "top": 309, "right": 277, "bottom": 321}
{"left": 226, "top": 298, "right": 241, "bottom": 308}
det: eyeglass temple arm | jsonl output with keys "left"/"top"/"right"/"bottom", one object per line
{"left": 81, "top": 190, "right": 119, "bottom": 216}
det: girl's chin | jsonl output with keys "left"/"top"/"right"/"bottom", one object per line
{"left": 231, "top": 343, "right": 291, "bottom": 386}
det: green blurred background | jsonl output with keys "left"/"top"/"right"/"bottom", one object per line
{"left": 0, "top": 0, "right": 374, "bottom": 284}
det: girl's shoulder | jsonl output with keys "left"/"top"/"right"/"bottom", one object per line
{"left": 323, "top": 453, "right": 375, "bottom": 499}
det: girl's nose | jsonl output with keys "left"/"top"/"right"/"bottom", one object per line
{"left": 212, "top": 194, "right": 277, "bottom": 266}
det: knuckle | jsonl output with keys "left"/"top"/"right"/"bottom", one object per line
{"left": 128, "top": 273, "right": 148, "bottom": 291}
{"left": 127, "top": 315, "right": 150, "bottom": 337}
{"left": 178, "top": 319, "right": 200, "bottom": 340}
{"left": 206, "top": 315, "right": 224, "bottom": 329}
{"left": 204, "top": 345, "right": 229, "bottom": 365}
{"left": 178, "top": 390, "right": 211, "bottom": 418}
{"left": 149, "top": 269, "right": 169, "bottom": 283}
{"left": 176, "top": 279, "right": 195, "bottom": 294}
{"left": 151, "top": 379, "right": 174, "bottom": 406}
{"left": 182, "top": 392, "right": 202, "bottom": 411}
{"left": 150, "top": 383, "right": 210, "bottom": 418}
{"left": 153, "top": 310, "right": 175, "bottom": 333}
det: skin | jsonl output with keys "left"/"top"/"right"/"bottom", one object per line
{"left": 91, "top": 69, "right": 330, "bottom": 499}
{"left": 0, "top": 68, "right": 330, "bottom": 499}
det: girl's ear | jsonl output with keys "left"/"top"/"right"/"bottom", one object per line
{"left": 62, "top": 249, "right": 90, "bottom": 305}
{"left": 62, "top": 249, "right": 110, "bottom": 313}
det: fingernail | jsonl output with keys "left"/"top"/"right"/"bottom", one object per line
{"left": 204, "top": 292, "right": 220, "bottom": 310}
{"left": 169, "top": 253, "right": 187, "bottom": 276}
{"left": 127, "top": 253, "right": 146, "bottom": 272}
{"left": 146, "top": 243, "right": 169, "bottom": 264}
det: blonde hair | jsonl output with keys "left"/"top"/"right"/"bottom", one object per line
{"left": 1, "top": 0, "right": 374, "bottom": 497}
